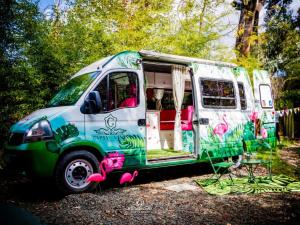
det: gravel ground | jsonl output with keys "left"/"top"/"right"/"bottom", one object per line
{"left": 0, "top": 146, "right": 300, "bottom": 225}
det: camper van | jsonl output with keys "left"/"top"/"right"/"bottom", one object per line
{"left": 4, "top": 50, "right": 276, "bottom": 193}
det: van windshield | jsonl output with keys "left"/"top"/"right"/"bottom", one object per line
{"left": 48, "top": 71, "right": 99, "bottom": 107}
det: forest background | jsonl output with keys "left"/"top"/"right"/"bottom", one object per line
{"left": 0, "top": 0, "right": 299, "bottom": 149}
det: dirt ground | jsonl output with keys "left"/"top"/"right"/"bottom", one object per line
{"left": 0, "top": 144, "right": 299, "bottom": 225}
{"left": 279, "top": 141, "right": 300, "bottom": 168}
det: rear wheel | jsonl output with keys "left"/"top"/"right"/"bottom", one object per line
{"left": 55, "top": 150, "right": 100, "bottom": 194}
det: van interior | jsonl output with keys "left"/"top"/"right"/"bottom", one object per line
{"left": 143, "top": 62, "right": 195, "bottom": 162}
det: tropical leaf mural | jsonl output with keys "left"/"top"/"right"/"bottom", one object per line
{"left": 182, "top": 131, "right": 194, "bottom": 153}
{"left": 116, "top": 52, "right": 141, "bottom": 70}
{"left": 191, "top": 63, "right": 200, "bottom": 75}
{"left": 200, "top": 123, "right": 245, "bottom": 159}
{"left": 118, "top": 135, "right": 145, "bottom": 149}
{"left": 54, "top": 123, "right": 79, "bottom": 143}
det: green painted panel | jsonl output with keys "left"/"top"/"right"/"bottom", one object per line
{"left": 182, "top": 130, "right": 194, "bottom": 153}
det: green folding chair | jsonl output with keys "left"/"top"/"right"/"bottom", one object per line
{"left": 204, "top": 147, "right": 243, "bottom": 187}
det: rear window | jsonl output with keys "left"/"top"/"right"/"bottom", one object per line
{"left": 238, "top": 83, "right": 247, "bottom": 110}
{"left": 259, "top": 84, "right": 273, "bottom": 108}
{"left": 200, "top": 79, "right": 236, "bottom": 109}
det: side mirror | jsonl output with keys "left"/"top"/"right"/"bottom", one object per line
{"left": 80, "top": 91, "right": 102, "bottom": 114}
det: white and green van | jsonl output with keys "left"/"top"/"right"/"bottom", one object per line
{"left": 4, "top": 50, "right": 276, "bottom": 193}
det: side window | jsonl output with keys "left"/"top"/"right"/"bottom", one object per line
{"left": 94, "top": 72, "right": 139, "bottom": 112}
{"left": 200, "top": 79, "right": 236, "bottom": 108}
{"left": 259, "top": 84, "right": 273, "bottom": 108}
{"left": 238, "top": 83, "right": 247, "bottom": 110}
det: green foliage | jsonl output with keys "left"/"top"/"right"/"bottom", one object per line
{"left": 0, "top": 0, "right": 66, "bottom": 148}
{"left": 232, "top": 53, "right": 263, "bottom": 78}
{"left": 260, "top": 0, "right": 300, "bottom": 108}
{"left": 257, "top": 140, "right": 300, "bottom": 180}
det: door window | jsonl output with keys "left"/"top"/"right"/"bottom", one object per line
{"left": 200, "top": 79, "right": 236, "bottom": 108}
{"left": 259, "top": 84, "right": 273, "bottom": 108}
{"left": 94, "top": 72, "right": 139, "bottom": 112}
{"left": 238, "top": 83, "right": 247, "bottom": 110}
{"left": 160, "top": 90, "right": 193, "bottom": 110}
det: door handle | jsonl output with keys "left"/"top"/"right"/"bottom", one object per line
{"left": 199, "top": 118, "right": 209, "bottom": 125}
{"left": 193, "top": 118, "right": 209, "bottom": 125}
{"left": 138, "top": 119, "right": 146, "bottom": 126}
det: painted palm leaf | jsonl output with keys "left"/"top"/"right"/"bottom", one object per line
{"left": 119, "top": 135, "right": 145, "bottom": 149}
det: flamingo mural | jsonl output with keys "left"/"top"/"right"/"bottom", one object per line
{"left": 87, "top": 159, "right": 108, "bottom": 183}
{"left": 104, "top": 152, "right": 125, "bottom": 173}
{"left": 249, "top": 112, "right": 258, "bottom": 122}
{"left": 261, "top": 128, "right": 268, "bottom": 139}
{"left": 120, "top": 170, "right": 138, "bottom": 185}
{"left": 213, "top": 114, "right": 229, "bottom": 141}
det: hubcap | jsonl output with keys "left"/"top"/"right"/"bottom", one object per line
{"left": 65, "top": 159, "right": 93, "bottom": 189}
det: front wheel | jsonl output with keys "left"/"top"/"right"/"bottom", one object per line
{"left": 55, "top": 150, "right": 100, "bottom": 194}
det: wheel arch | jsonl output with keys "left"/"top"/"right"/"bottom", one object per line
{"left": 54, "top": 145, "right": 104, "bottom": 176}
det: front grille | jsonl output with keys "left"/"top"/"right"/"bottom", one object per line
{"left": 8, "top": 132, "right": 25, "bottom": 146}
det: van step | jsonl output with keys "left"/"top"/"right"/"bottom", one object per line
{"left": 147, "top": 154, "right": 195, "bottom": 163}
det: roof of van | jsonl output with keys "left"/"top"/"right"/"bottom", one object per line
{"left": 72, "top": 56, "right": 112, "bottom": 78}
{"left": 73, "top": 50, "right": 237, "bottom": 77}
{"left": 139, "top": 50, "right": 237, "bottom": 68}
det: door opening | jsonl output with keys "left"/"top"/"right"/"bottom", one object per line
{"left": 143, "top": 61, "right": 195, "bottom": 162}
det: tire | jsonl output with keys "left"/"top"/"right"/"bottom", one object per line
{"left": 55, "top": 150, "right": 100, "bottom": 194}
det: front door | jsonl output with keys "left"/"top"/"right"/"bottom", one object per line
{"left": 84, "top": 69, "right": 146, "bottom": 170}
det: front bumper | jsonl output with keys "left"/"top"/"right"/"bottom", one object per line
{"left": 4, "top": 141, "right": 59, "bottom": 178}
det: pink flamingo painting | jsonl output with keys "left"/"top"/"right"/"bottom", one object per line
{"left": 249, "top": 112, "right": 258, "bottom": 122}
{"left": 213, "top": 114, "right": 229, "bottom": 141}
{"left": 87, "top": 159, "right": 107, "bottom": 183}
{"left": 261, "top": 128, "right": 268, "bottom": 139}
{"left": 104, "top": 152, "right": 125, "bottom": 173}
{"left": 119, "top": 170, "right": 138, "bottom": 185}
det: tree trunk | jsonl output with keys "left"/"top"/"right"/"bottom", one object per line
{"left": 235, "top": 0, "right": 265, "bottom": 56}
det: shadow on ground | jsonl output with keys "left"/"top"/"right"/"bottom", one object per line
{"left": 0, "top": 162, "right": 211, "bottom": 202}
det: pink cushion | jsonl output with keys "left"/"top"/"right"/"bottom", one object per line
{"left": 181, "top": 106, "right": 194, "bottom": 130}
{"left": 181, "top": 122, "right": 193, "bottom": 131}
{"left": 120, "top": 97, "right": 137, "bottom": 108}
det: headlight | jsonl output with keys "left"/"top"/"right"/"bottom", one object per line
{"left": 25, "top": 120, "right": 53, "bottom": 142}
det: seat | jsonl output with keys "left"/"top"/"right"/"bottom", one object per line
{"left": 181, "top": 106, "right": 194, "bottom": 130}
{"left": 160, "top": 106, "right": 194, "bottom": 130}
{"left": 119, "top": 97, "right": 137, "bottom": 107}
{"left": 119, "top": 84, "right": 137, "bottom": 108}
{"left": 160, "top": 109, "right": 176, "bottom": 130}
{"left": 204, "top": 145, "right": 243, "bottom": 186}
